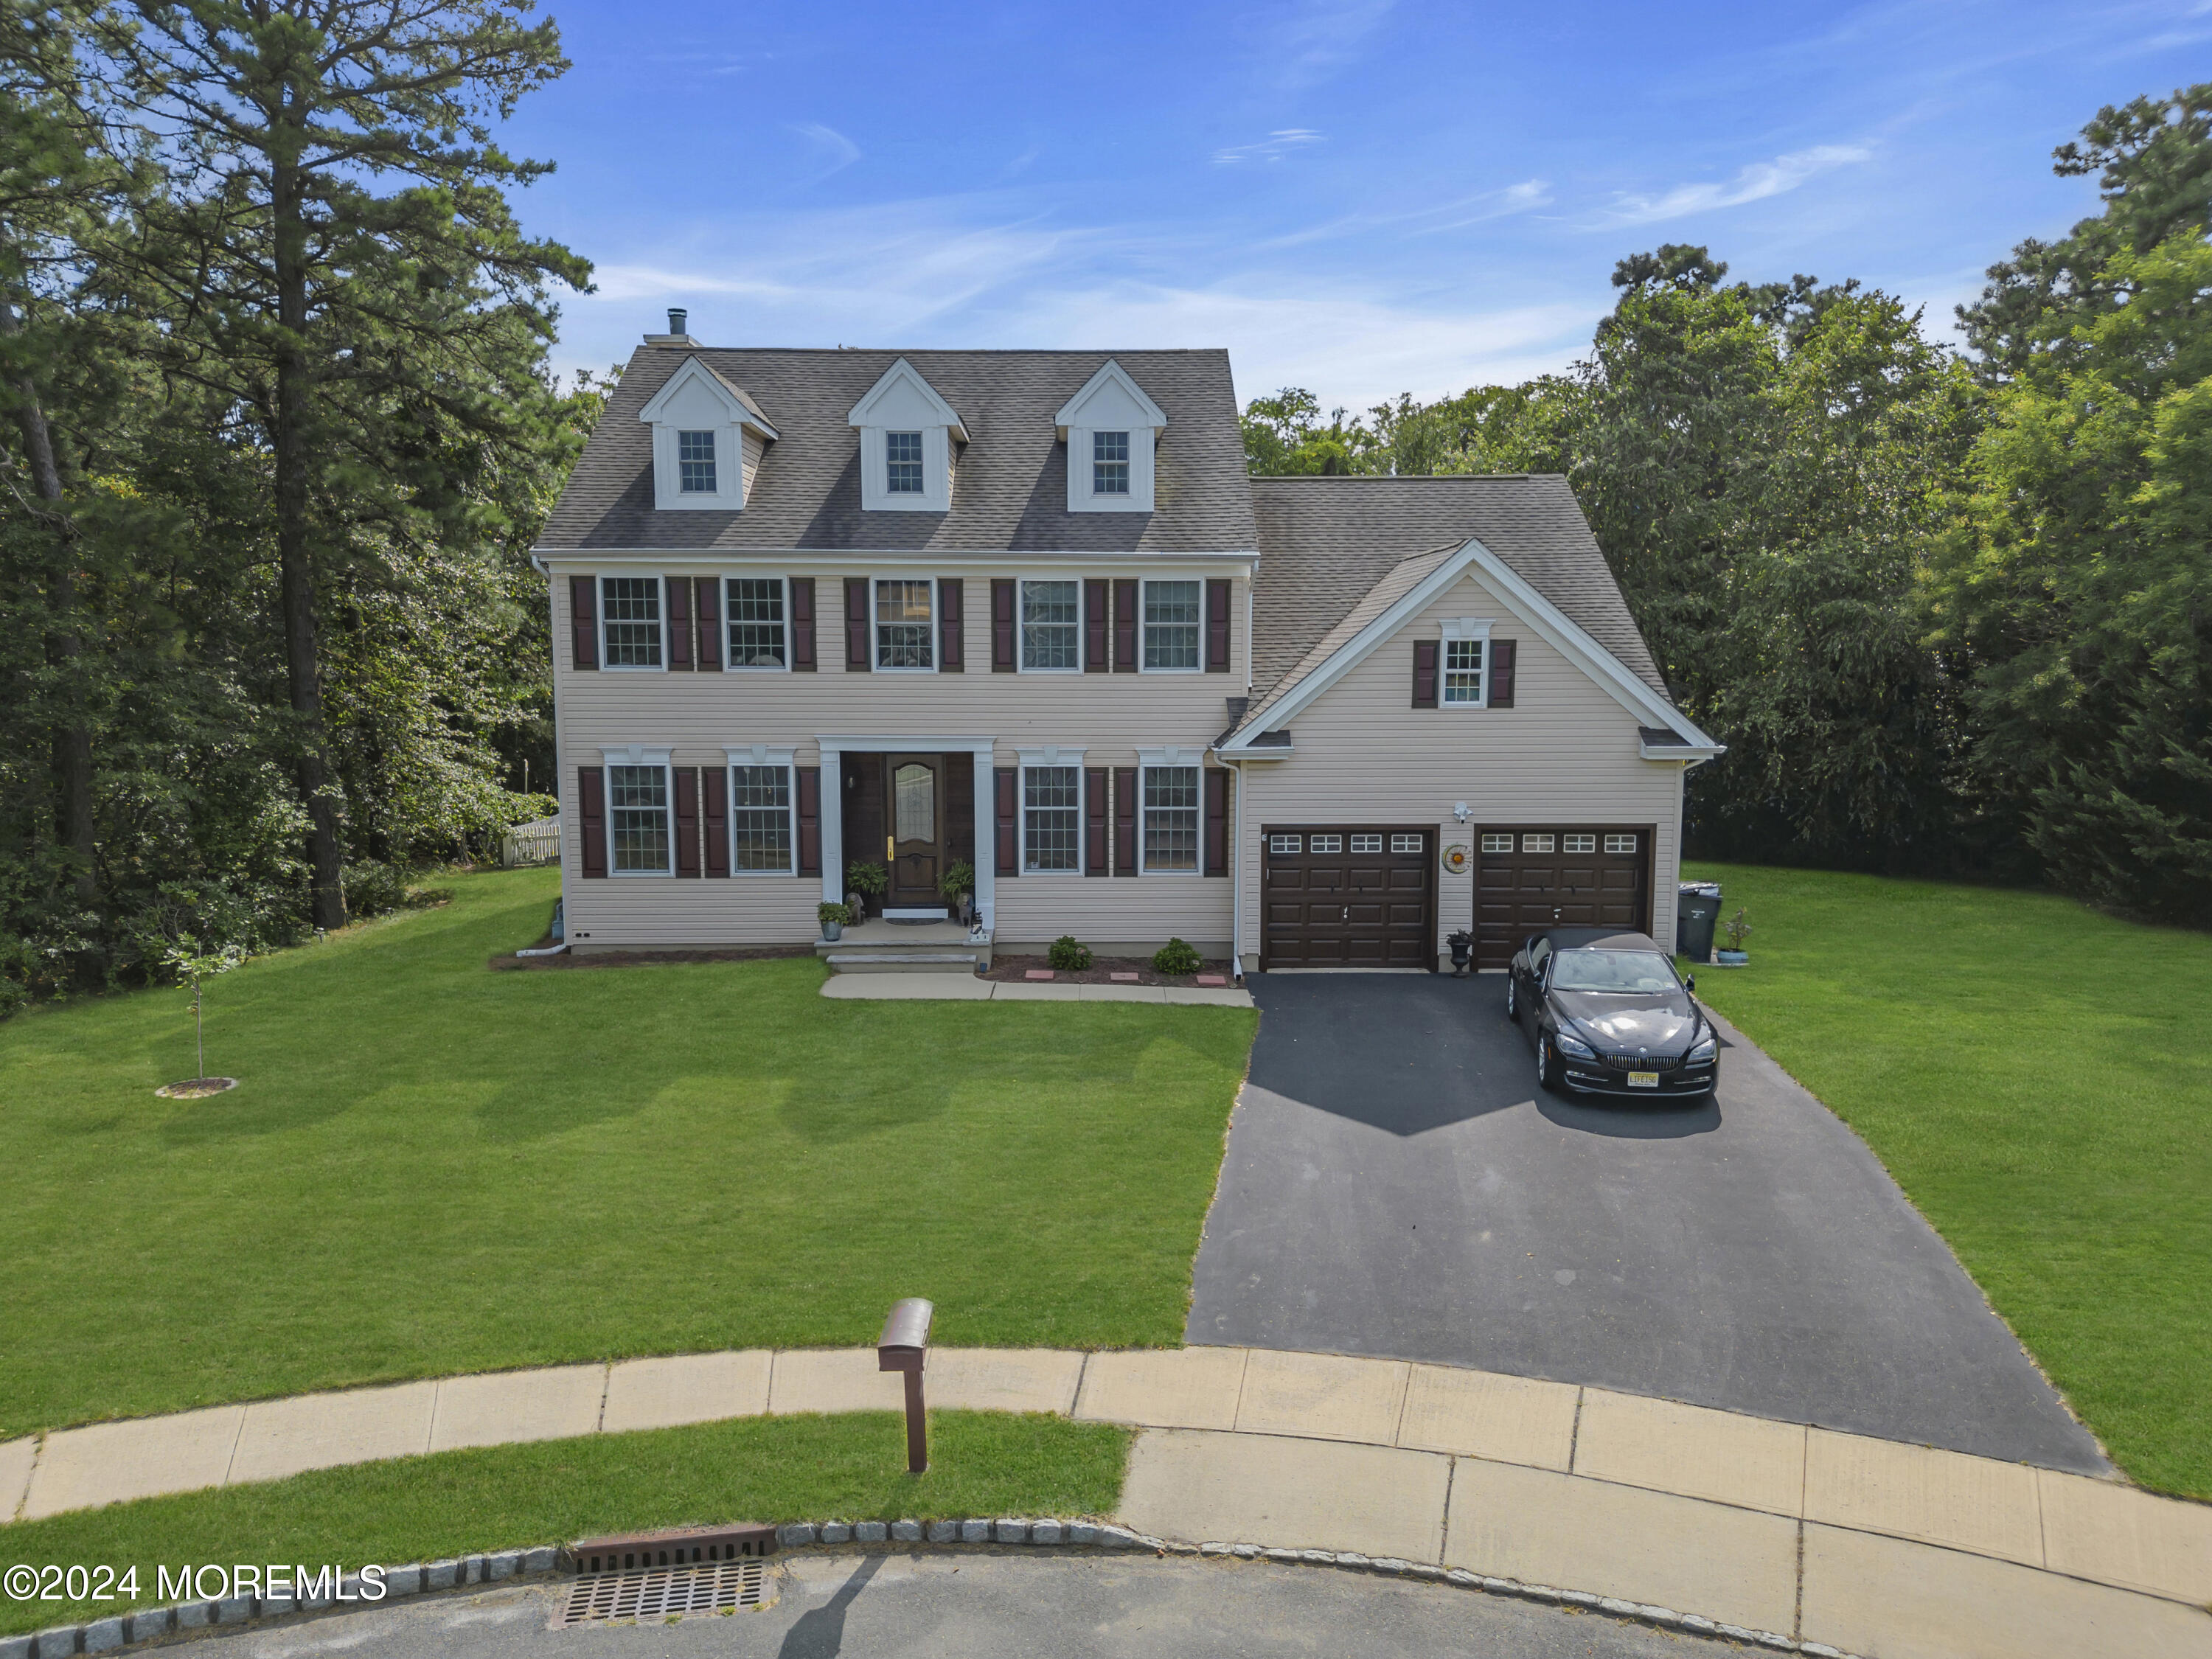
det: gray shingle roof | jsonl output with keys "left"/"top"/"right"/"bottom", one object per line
{"left": 539, "top": 347, "right": 1258, "bottom": 552}
{"left": 1248, "top": 474, "right": 1668, "bottom": 703}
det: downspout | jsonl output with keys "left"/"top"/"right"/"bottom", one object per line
{"left": 533, "top": 552, "right": 572, "bottom": 953}
{"left": 1225, "top": 754, "right": 1247, "bottom": 983}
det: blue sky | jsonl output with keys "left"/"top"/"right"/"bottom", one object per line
{"left": 504, "top": 0, "right": 2212, "bottom": 410}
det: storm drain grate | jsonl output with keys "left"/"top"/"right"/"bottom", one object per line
{"left": 555, "top": 1558, "right": 771, "bottom": 1626}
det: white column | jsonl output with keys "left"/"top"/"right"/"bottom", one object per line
{"left": 973, "top": 745, "right": 995, "bottom": 934}
{"left": 819, "top": 748, "right": 843, "bottom": 908}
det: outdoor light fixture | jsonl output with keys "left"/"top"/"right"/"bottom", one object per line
{"left": 1453, "top": 801, "right": 1471, "bottom": 823}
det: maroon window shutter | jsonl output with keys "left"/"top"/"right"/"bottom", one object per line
{"left": 1204, "top": 768, "right": 1228, "bottom": 876}
{"left": 693, "top": 579, "right": 720, "bottom": 670}
{"left": 796, "top": 767, "right": 821, "bottom": 875}
{"left": 1113, "top": 580, "right": 1138, "bottom": 672}
{"left": 1085, "top": 579, "right": 1108, "bottom": 672}
{"left": 939, "top": 577, "right": 964, "bottom": 671}
{"left": 1489, "top": 639, "right": 1516, "bottom": 707}
{"left": 995, "top": 768, "right": 1020, "bottom": 877}
{"left": 1085, "top": 768, "right": 1109, "bottom": 876}
{"left": 991, "top": 578, "right": 1016, "bottom": 671}
{"left": 844, "top": 577, "right": 871, "bottom": 670}
{"left": 674, "top": 766, "right": 701, "bottom": 874}
{"left": 667, "top": 575, "right": 693, "bottom": 669}
{"left": 1206, "top": 579, "right": 1231, "bottom": 673}
{"left": 578, "top": 766, "right": 606, "bottom": 877}
{"left": 570, "top": 575, "right": 597, "bottom": 669}
{"left": 1412, "top": 639, "right": 1439, "bottom": 708}
{"left": 1114, "top": 766, "right": 1138, "bottom": 874}
{"left": 703, "top": 764, "right": 728, "bottom": 875}
{"left": 790, "top": 577, "right": 817, "bottom": 671}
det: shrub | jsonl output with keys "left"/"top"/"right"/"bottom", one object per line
{"left": 1048, "top": 935, "right": 1093, "bottom": 971}
{"left": 1152, "top": 937, "right": 1203, "bottom": 976}
{"left": 939, "top": 860, "right": 977, "bottom": 901}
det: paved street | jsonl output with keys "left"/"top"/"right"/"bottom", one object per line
{"left": 204, "top": 1558, "right": 1719, "bottom": 1659}
{"left": 1188, "top": 973, "right": 2107, "bottom": 1472}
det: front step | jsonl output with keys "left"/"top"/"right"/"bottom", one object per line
{"left": 823, "top": 951, "right": 987, "bottom": 975}
{"left": 815, "top": 918, "right": 992, "bottom": 975}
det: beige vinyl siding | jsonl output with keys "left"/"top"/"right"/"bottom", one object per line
{"left": 1233, "top": 573, "right": 1687, "bottom": 971}
{"left": 554, "top": 557, "right": 1248, "bottom": 949}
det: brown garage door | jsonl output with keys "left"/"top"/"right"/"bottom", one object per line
{"left": 1262, "top": 827, "right": 1435, "bottom": 969}
{"left": 1474, "top": 827, "right": 1654, "bottom": 970}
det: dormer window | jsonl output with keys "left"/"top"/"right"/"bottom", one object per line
{"left": 638, "top": 356, "right": 777, "bottom": 512}
{"left": 886, "top": 431, "right": 925, "bottom": 494}
{"left": 849, "top": 358, "right": 964, "bottom": 512}
{"left": 1093, "top": 431, "right": 1130, "bottom": 494}
{"left": 677, "top": 430, "right": 717, "bottom": 494}
{"left": 1056, "top": 360, "right": 1166, "bottom": 513}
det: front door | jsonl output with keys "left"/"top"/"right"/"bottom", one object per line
{"left": 886, "top": 753, "right": 942, "bottom": 910}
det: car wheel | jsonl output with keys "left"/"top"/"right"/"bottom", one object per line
{"left": 1504, "top": 976, "right": 1517, "bottom": 1020}
{"left": 1535, "top": 1034, "right": 1557, "bottom": 1093}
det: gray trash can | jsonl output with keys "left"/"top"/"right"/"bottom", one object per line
{"left": 1676, "top": 882, "right": 1721, "bottom": 961}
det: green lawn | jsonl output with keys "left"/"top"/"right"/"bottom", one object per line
{"left": 1684, "top": 863, "right": 2212, "bottom": 1499}
{"left": 0, "top": 1411, "right": 1129, "bottom": 1635}
{"left": 0, "top": 869, "right": 1254, "bottom": 1439}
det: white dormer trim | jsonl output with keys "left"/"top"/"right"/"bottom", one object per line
{"left": 848, "top": 358, "right": 964, "bottom": 513}
{"left": 1057, "top": 358, "right": 1164, "bottom": 515}
{"left": 637, "top": 358, "right": 778, "bottom": 512}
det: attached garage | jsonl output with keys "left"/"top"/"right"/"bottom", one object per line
{"left": 1473, "top": 827, "right": 1654, "bottom": 970}
{"left": 1262, "top": 826, "right": 1435, "bottom": 968}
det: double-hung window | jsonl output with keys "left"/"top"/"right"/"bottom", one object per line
{"left": 676, "top": 430, "right": 717, "bottom": 494}
{"left": 608, "top": 763, "right": 671, "bottom": 873}
{"left": 1142, "top": 766, "right": 1200, "bottom": 872}
{"left": 875, "top": 579, "right": 934, "bottom": 669}
{"left": 730, "top": 764, "right": 794, "bottom": 872}
{"left": 1092, "top": 430, "right": 1130, "bottom": 495}
{"left": 726, "top": 577, "right": 787, "bottom": 668}
{"left": 1143, "top": 580, "right": 1202, "bottom": 670}
{"left": 1444, "top": 639, "right": 1486, "bottom": 705}
{"left": 886, "top": 431, "right": 924, "bottom": 495}
{"left": 1023, "top": 766, "right": 1081, "bottom": 872}
{"left": 602, "top": 576, "right": 664, "bottom": 667}
{"left": 1020, "top": 579, "right": 1079, "bottom": 670}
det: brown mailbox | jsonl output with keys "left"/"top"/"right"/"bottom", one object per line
{"left": 878, "top": 1297, "right": 934, "bottom": 1472}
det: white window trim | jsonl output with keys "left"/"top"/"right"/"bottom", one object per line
{"left": 1135, "top": 747, "right": 1204, "bottom": 877}
{"left": 1056, "top": 359, "right": 1165, "bottom": 514}
{"left": 1440, "top": 616, "right": 1494, "bottom": 709}
{"left": 637, "top": 358, "right": 773, "bottom": 512}
{"left": 600, "top": 574, "right": 669, "bottom": 674}
{"left": 600, "top": 745, "right": 675, "bottom": 877}
{"left": 870, "top": 576, "right": 937, "bottom": 673}
{"left": 723, "top": 744, "right": 798, "bottom": 876}
{"left": 721, "top": 574, "right": 793, "bottom": 675}
{"left": 1138, "top": 577, "right": 1206, "bottom": 675}
{"left": 1015, "top": 745, "right": 1087, "bottom": 876}
{"left": 1016, "top": 576, "right": 1085, "bottom": 675}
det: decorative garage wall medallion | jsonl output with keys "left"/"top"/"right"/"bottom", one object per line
{"left": 1442, "top": 843, "right": 1471, "bottom": 874}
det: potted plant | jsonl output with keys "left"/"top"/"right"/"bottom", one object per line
{"left": 1717, "top": 907, "right": 1751, "bottom": 967}
{"left": 939, "top": 860, "right": 977, "bottom": 927}
{"left": 817, "top": 900, "right": 854, "bottom": 942}
{"left": 1447, "top": 929, "right": 1475, "bottom": 976}
{"left": 844, "top": 859, "right": 887, "bottom": 921}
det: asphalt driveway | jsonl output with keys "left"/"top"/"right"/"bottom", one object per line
{"left": 1187, "top": 973, "right": 2107, "bottom": 1472}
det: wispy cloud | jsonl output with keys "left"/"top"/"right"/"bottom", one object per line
{"left": 1271, "top": 0, "right": 1396, "bottom": 89}
{"left": 788, "top": 122, "right": 863, "bottom": 183}
{"left": 1213, "top": 128, "right": 1326, "bottom": 165}
{"left": 1601, "top": 144, "right": 1873, "bottom": 226}
{"left": 1256, "top": 178, "right": 1551, "bottom": 250}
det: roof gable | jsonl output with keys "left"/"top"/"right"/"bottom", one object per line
{"left": 1054, "top": 358, "right": 1168, "bottom": 437}
{"left": 636, "top": 356, "right": 778, "bottom": 438}
{"left": 847, "top": 358, "right": 967, "bottom": 440}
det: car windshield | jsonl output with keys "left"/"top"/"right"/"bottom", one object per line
{"left": 1549, "top": 949, "right": 1678, "bottom": 995}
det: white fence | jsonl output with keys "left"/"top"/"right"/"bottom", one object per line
{"left": 501, "top": 816, "right": 561, "bottom": 868}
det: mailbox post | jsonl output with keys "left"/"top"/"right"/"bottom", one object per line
{"left": 877, "top": 1297, "right": 934, "bottom": 1474}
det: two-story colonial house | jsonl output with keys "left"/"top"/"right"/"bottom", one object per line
{"left": 533, "top": 313, "right": 1719, "bottom": 976}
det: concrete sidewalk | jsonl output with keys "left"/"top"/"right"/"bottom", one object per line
{"left": 7, "top": 1345, "right": 2208, "bottom": 1658}
{"left": 821, "top": 976, "right": 1253, "bottom": 1006}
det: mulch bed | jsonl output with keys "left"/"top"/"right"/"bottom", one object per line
{"left": 981, "top": 953, "right": 1234, "bottom": 987}
{"left": 488, "top": 941, "right": 816, "bottom": 971}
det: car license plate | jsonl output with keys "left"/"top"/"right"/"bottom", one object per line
{"left": 1627, "top": 1071, "right": 1660, "bottom": 1088}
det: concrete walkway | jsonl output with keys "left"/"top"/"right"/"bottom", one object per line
{"left": 820, "top": 976, "right": 1253, "bottom": 1006}
{"left": 7, "top": 1346, "right": 2207, "bottom": 1658}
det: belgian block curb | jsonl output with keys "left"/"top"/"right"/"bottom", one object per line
{"left": 9, "top": 1523, "right": 1869, "bottom": 1658}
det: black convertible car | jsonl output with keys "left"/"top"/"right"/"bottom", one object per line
{"left": 1506, "top": 928, "right": 1718, "bottom": 1097}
